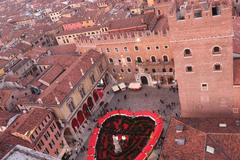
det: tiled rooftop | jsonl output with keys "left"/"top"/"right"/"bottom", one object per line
{"left": 160, "top": 117, "right": 240, "bottom": 160}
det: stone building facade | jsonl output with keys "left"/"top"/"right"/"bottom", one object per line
{"left": 76, "top": 0, "right": 240, "bottom": 117}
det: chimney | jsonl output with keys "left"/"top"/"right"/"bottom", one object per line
{"left": 91, "top": 58, "right": 94, "bottom": 64}
{"left": 81, "top": 69, "right": 84, "bottom": 76}
{"left": 69, "top": 81, "right": 73, "bottom": 89}
{"left": 55, "top": 96, "right": 60, "bottom": 105}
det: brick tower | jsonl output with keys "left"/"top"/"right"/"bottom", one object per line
{"left": 169, "top": 0, "right": 236, "bottom": 117}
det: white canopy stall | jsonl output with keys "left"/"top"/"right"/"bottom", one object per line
{"left": 128, "top": 82, "right": 142, "bottom": 90}
{"left": 118, "top": 82, "right": 127, "bottom": 91}
{"left": 112, "top": 85, "right": 120, "bottom": 92}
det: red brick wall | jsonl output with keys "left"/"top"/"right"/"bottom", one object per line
{"left": 169, "top": 4, "right": 236, "bottom": 117}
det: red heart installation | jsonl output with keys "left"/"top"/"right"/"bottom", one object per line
{"left": 87, "top": 110, "right": 163, "bottom": 160}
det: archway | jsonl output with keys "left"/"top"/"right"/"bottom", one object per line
{"left": 83, "top": 103, "right": 91, "bottom": 118}
{"left": 77, "top": 111, "right": 85, "bottom": 125}
{"left": 71, "top": 118, "right": 79, "bottom": 132}
{"left": 63, "top": 127, "right": 75, "bottom": 148}
{"left": 93, "top": 90, "right": 99, "bottom": 102}
{"left": 87, "top": 97, "right": 94, "bottom": 110}
{"left": 141, "top": 76, "right": 148, "bottom": 85}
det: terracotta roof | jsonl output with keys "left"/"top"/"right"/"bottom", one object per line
{"left": 24, "top": 47, "right": 47, "bottom": 59}
{"left": 160, "top": 118, "right": 240, "bottom": 160}
{"left": 0, "top": 111, "right": 16, "bottom": 127}
{"left": 0, "top": 59, "right": 9, "bottom": 69}
{"left": 38, "top": 54, "right": 79, "bottom": 67}
{"left": 39, "top": 64, "right": 65, "bottom": 86}
{"left": 47, "top": 44, "right": 77, "bottom": 55}
{"left": 0, "top": 89, "right": 14, "bottom": 109}
{"left": 0, "top": 131, "right": 32, "bottom": 159}
{"left": 57, "top": 25, "right": 102, "bottom": 36}
{"left": 9, "top": 108, "right": 50, "bottom": 135}
{"left": 39, "top": 49, "right": 102, "bottom": 105}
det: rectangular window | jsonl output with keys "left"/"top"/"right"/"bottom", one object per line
{"left": 52, "top": 123, "right": 56, "bottom": 129}
{"left": 40, "top": 140, "right": 44, "bottom": 146}
{"left": 186, "top": 66, "right": 193, "bottom": 72}
{"left": 50, "top": 126, "right": 54, "bottom": 132}
{"left": 37, "top": 143, "right": 42, "bottom": 149}
{"left": 90, "top": 74, "right": 96, "bottom": 84}
{"left": 194, "top": 10, "right": 202, "bottom": 18}
{"left": 49, "top": 143, "right": 53, "bottom": 149}
{"left": 55, "top": 134, "right": 59, "bottom": 140}
{"left": 99, "top": 64, "right": 104, "bottom": 73}
{"left": 201, "top": 83, "right": 208, "bottom": 91}
{"left": 67, "top": 100, "right": 75, "bottom": 112}
{"left": 44, "top": 148, "right": 49, "bottom": 154}
{"left": 44, "top": 134, "right": 48, "bottom": 141}
{"left": 52, "top": 140, "right": 55, "bottom": 145}
{"left": 79, "top": 87, "right": 86, "bottom": 98}
{"left": 212, "top": 6, "right": 221, "bottom": 16}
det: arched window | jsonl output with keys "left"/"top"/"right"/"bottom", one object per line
{"left": 134, "top": 46, "right": 139, "bottom": 51}
{"left": 109, "top": 58, "right": 113, "bottom": 64}
{"left": 77, "top": 111, "right": 85, "bottom": 125}
{"left": 213, "top": 63, "right": 222, "bottom": 71}
{"left": 162, "top": 68, "right": 166, "bottom": 72}
{"left": 163, "top": 55, "right": 169, "bottom": 62}
{"left": 71, "top": 118, "right": 79, "bottom": 132}
{"left": 93, "top": 90, "right": 99, "bottom": 102}
{"left": 126, "top": 57, "right": 132, "bottom": 63}
{"left": 87, "top": 97, "right": 94, "bottom": 110}
{"left": 184, "top": 49, "right": 192, "bottom": 57}
{"left": 151, "top": 56, "right": 156, "bottom": 62}
{"left": 152, "top": 68, "right": 156, "bottom": 73}
{"left": 212, "top": 46, "right": 221, "bottom": 54}
{"left": 136, "top": 57, "right": 142, "bottom": 63}
{"left": 169, "top": 68, "right": 173, "bottom": 72}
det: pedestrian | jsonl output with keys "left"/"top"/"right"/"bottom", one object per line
{"left": 160, "top": 99, "right": 164, "bottom": 104}
{"left": 144, "top": 93, "right": 147, "bottom": 97}
{"left": 124, "top": 94, "right": 127, "bottom": 99}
